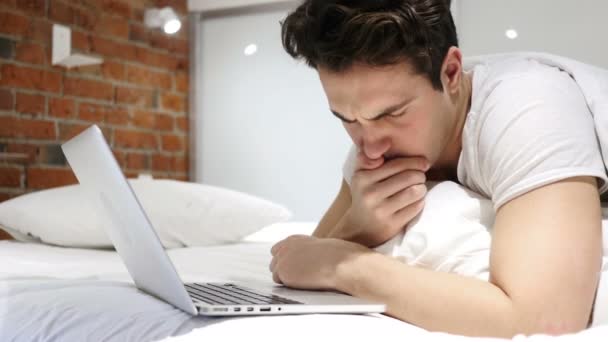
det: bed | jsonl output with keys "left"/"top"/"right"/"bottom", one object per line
{"left": 0, "top": 222, "right": 417, "bottom": 341}
{"left": 1, "top": 179, "right": 607, "bottom": 341}
{"left": 0, "top": 221, "right": 606, "bottom": 342}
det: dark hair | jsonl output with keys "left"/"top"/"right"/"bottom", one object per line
{"left": 281, "top": 0, "right": 458, "bottom": 90}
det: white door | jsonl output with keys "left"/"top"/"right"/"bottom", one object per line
{"left": 195, "top": 5, "right": 352, "bottom": 221}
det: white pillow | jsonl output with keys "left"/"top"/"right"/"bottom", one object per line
{"left": 0, "top": 179, "right": 292, "bottom": 248}
{"left": 374, "top": 181, "right": 493, "bottom": 280}
{"left": 375, "top": 181, "right": 608, "bottom": 280}
{"left": 241, "top": 221, "right": 317, "bottom": 244}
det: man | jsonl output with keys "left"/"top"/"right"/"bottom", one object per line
{"left": 269, "top": 0, "right": 607, "bottom": 337}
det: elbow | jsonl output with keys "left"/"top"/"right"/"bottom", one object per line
{"left": 508, "top": 309, "right": 591, "bottom": 337}
{"left": 528, "top": 318, "right": 589, "bottom": 336}
{"left": 490, "top": 297, "right": 592, "bottom": 337}
{"left": 493, "top": 283, "right": 595, "bottom": 337}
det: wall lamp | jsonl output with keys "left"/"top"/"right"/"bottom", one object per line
{"left": 144, "top": 7, "right": 182, "bottom": 34}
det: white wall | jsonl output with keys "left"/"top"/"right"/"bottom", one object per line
{"left": 455, "top": 0, "right": 608, "bottom": 69}
{"left": 196, "top": 6, "right": 352, "bottom": 221}
{"left": 188, "top": 0, "right": 296, "bottom": 12}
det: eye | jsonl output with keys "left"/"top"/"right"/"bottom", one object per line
{"left": 390, "top": 109, "right": 407, "bottom": 118}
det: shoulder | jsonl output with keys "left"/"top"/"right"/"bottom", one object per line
{"left": 473, "top": 57, "right": 582, "bottom": 113}
{"left": 462, "top": 57, "right": 606, "bottom": 209}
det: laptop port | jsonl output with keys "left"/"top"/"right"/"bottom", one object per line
{"left": 260, "top": 307, "right": 271, "bottom": 312}
{"left": 234, "top": 308, "right": 241, "bottom": 312}
{"left": 247, "top": 307, "right": 254, "bottom": 312}
{"left": 213, "top": 307, "right": 228, "bottom": 312}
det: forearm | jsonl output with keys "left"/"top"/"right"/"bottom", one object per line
{"left": 312, "top": 222, "right": 336, "bottom": 239}
{"left": 315, "top": 213, "right": 353, "bottom": 241}
{"left": 336, "top": 251, "right": 521, "bottom": 338}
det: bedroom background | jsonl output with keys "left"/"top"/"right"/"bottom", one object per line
{"left": 0, "top": 0, "right": 190, "bottom": 240}
{"left": 1, "top": 0, "right": 608, "bottom": 240}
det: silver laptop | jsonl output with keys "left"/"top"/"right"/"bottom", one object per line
{"left": 61, "top": 125, "right": 385, "bottom": 316}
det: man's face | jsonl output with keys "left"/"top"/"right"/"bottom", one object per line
{"left": 318, "top": 62, "right": 455, "bottom": 166}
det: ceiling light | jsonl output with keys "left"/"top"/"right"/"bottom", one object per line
{"left": 144, "top": 7, "right": 182, "bottom": 35}
{"left": 505, "top": 29, "right": 518, "bottom": 40}
{"left": 244, "top": 44, "right": 258, "bottom": 56}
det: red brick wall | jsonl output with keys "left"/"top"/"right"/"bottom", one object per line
{"left": 0, "top": 0, "right": 190, "bottom": 203}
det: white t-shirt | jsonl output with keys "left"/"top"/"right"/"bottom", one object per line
{"left": 343, "top": 55, "right": 608, "bottom": 209}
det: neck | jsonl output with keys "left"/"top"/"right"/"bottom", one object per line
{"left": 431, "top": 71, "right": 473, "bottom": 178}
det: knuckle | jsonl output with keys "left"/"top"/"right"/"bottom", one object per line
{"left": 415, "top": 170, "right": 427, "bottom": 182}
{"left": 384, "top": 218, "right": 400, "bottom": 231}
{"left": 361, "top": 197, "right": 374, "bottom": 211}
{"left": 361, "top": 189, "right": 377, "bottom": 205}
{"left": 417, "top": 158, "right": 429, "bottom": 170}
{"left": 392, "top": 222, "right": 405, "bottom": 234}
{"left": 371, "top": 211, "right": 382, "bottom": 224}
{"left": 374, "top": 207, "right": 389, "bottom": 221}
{"left": 405, "top": 185, "right": 418, "bottom": 197}
{"left": 409, "top": 170, "right": 426, "bottom": 184}
{"left": 412, "top": 184, "right": 427, "bottom": 198}
{"left": 381, "top": 222, "right": 403, "bottom": 240}
{"left": 399, "top": 209, "right": 417, "bottom": 224}
{"left": 416, "top": 199, "right": 426, "bottom": 210}
{"left": 409, "top": 200, "right": 425, "bottom": 216}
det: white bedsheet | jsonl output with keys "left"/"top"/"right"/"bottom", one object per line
{"left": 1, "top": 222, "right": 607, "bottom": 342}
{"left": 2, "top": 222, "right": 419, "bottom": 342}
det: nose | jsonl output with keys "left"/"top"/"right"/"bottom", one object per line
{"left": 360, "top": 128, "right": 391, "bottom": 160}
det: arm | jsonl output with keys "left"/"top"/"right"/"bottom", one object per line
{"left": 312, "top": 179, "right": 351, "bottom": 239}
{"left": 335, "top": 176, "right": 602, "bottom": 337}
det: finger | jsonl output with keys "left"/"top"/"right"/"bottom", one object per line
{"left": 355, "top": 151, "right": 384, "bottom": 171}
{"left": 269, "top": 257, "right": 276, "bottom": 273}
{"left": 270, "top": 241, "right": 284, "bottom": 256}
{"left": 392, "top": 198, "right": 426, "bottom": 228}
{"left": 376, "top": 171, "right": 426, "bottom": 199}
{"left": 385, "top": 184, "right": 427, "bottom": 213}
{"left": 360, "top": 157, "right": 429, "bottom": 184}
{"left": 272, "top": 271, "right": 283, "bottom": 284}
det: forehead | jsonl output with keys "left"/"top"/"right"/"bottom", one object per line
{"left": 317, "top": 62, "right": 427, "bottom": 108}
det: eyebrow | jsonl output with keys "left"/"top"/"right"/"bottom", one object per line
{"left": 330, "top": 98, "right": 413, "bottom": 123}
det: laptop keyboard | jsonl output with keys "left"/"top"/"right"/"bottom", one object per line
{"left": 185, "top": 283, "right": 303, "bottom": 305}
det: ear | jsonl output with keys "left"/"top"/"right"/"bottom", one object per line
{"left": 440, "top": 46, "right": 464, "bottom": 94}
